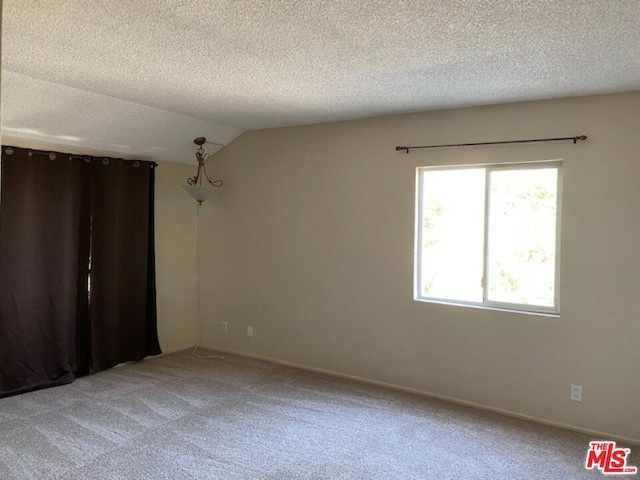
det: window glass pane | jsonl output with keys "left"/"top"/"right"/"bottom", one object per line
{"left": 420, "top": 168, "right": 485, "bottom": 303}
{"left": 486, "top": 167, "right": 558, "bottom": 307}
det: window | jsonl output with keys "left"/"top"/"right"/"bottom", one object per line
{"left": 415, "top": 161, "right": 561, "bottom": 314}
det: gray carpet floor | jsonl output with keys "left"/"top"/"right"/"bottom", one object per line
{"left": 0, "top": 349, "right": 637, "bottom": 479}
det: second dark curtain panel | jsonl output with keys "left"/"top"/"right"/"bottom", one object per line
{"left": 0, "top": 147, "right": 161, "bottom": 398}
{"left": 89, "top": 159, "right": 161, "bottom": 372}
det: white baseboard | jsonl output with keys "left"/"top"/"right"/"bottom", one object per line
{"left": 205, "top": 346, "right": 640, "bottom": 446}
{"left": 160, "top": 344, "right": 196, "bottom": 355}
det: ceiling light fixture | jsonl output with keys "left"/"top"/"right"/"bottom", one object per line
{"left": 182, "top": 137, "right": 224, "bottom": 204}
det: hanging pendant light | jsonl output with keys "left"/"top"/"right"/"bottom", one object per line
{"left": 182, "top": 137, "right": 224, "bottom": 204}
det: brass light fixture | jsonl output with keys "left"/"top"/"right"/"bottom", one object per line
{"left": 182, "top": 137, "right": 225, "bottom": 361}
{"left": 182, "top": 137, "right": 224, "bottom": 204}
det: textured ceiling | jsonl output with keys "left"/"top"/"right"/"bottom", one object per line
{"left": 1, "top": 71, "right": 240, "bottom": 164}
{"left": 3, "top": 1, "right": 640, "bottom": 130}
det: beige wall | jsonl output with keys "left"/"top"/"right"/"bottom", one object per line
{"left": 153, "top": 161, "right": 199, "bottom": 353}
{"left": 200, "top": 91, "right": 640, "bottom": 442}
{"left": 1, "top": 0, "right": 3, "bottom": 119}
{"left": 0, "top": 138, "right": 199, "bottom": 353}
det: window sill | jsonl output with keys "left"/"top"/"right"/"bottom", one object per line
{"left": 413, "top": 297, "right": 560, "bottom": 318}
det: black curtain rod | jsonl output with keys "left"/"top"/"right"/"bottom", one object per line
{"left": 2, "top": 145, "right": 157, "bottom": 167}
{"left": 67, "top": 154, "right": 158, "bottom": 168}
{"left": 395, "top": 135, "right": 588, "bottom": 154}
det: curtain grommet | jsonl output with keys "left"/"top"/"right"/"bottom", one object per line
{"left": 4, "top": 147, "right": 14, "bottom": 155}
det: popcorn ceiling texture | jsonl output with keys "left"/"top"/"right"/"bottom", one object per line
{"left": 0, "top": 71, "right": 241, "bottom": 164}
{"left": 3, "top": 1, "right": 640, "bottom": 130}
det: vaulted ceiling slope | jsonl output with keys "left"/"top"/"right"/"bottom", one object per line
{"left": 3, "top": 1, "right": 640, "bottom": 131}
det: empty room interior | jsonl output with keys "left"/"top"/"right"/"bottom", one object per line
{"left": 1, "top": 1, "right": 639, "bottom": 479}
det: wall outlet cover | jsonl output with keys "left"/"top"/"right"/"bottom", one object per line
{"left": 570, "top": 384, "right": 583, "bottom": 402}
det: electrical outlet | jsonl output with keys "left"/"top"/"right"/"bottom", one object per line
{"left": 221, "top": 322, "right": 228, "bottom": 333}
{"left": 246, "top": 325, "right": 254, "bottom": 337}
{"left": 570, "top": 384, "right": 583, "bottom": 402}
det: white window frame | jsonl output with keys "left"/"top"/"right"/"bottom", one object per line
{"left": 414, "top": 160, "right": 562, "bottom": 316}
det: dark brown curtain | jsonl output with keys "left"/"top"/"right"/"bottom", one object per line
{"left": 0, "top": 147, "right": 89, "bottom": 398}
{"left": 88, "top": 158, "right": 161, "bottom": 372}
{"left": 0, "top": 146, "right": 161, "bottom": 398}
